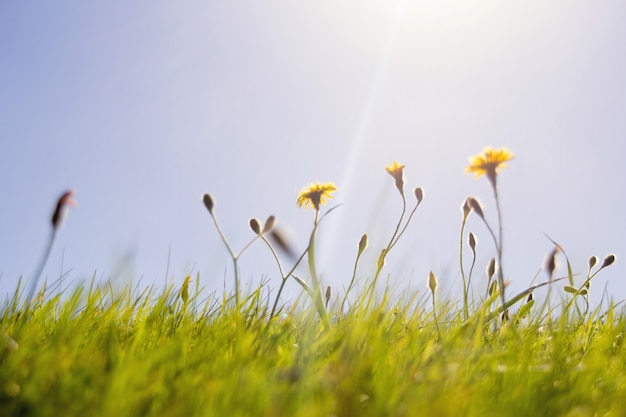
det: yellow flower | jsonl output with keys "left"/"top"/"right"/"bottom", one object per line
{"left": 297, "top": 182, "right": 337, "bottom": 211}
{"left": 465, "top": 147, "right": 514, "bottom": 187}
{"left": 385, "top": 161, "right": 405, "bottom": 196}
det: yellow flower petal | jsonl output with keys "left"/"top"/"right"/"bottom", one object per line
{"left": 297, "top": 182, "right": 337, "bottom": 211}
{"left": 385, "top": 161, "right": 406, "bottom": 196}
{"left": 465, "top": 147, "right": 514, "bottom": 187}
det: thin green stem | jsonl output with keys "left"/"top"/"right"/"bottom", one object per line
{"left": 263, "top": 235, "right": 308, "bottom": 320}
{"left": 340, "top": 250, "right": 363, "bottom": 314}
{"left": 459, "top": 216, "right": 469, "bottom": 320}
{"left": 25, "top": 229, "right": 57, "bottom": 308}
{"left": 387, "top": 194, "right": 407, "bottom": 251}
{"left": 492, "top": 185, "right": 506, "bottom": 311}
{"left": 431, "top": 292, "right": 441, "bottom": 340}
{"left": 208, "top": 211, "right": 240, "bottom": 305}
{"left": 307, "top": 210, "right": 330, "bottom": 330}
{"left": 369, "top": 194, "right": 407, "bottom": 297}
{"left": 389, "top": 196, "right": 421, "bottom": 252}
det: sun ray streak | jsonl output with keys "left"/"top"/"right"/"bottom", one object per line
{"left": 321, "top": 0, "right": 407, "bottom": 268}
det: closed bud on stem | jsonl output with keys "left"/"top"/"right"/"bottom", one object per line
{"left": 325, "top": 286, "right": 332, "bottom": 306}
{"left": 377, "top": 248, "right": 387, "bottom": 271}
{"left": 588, "top": 256, "right": 598, "bottom": 270}
{"left": 601, "top": 254, "right": 616, "bottom": 269}
{"left": 249, "top": 218, "right": 261, "bottom": 235}
{"left": 489, "top": 280, "right": 498, "bottom": 296}
{"left": 487, "top": 257, "right": 497, "bottom": 280}
{"left": 544, "top": 246, "right": 559, "bottom": 279}
{"left": 468, "top": 197, "right": 485, "bottom": 219}
{"left": 385, "top": 161, "right": 405, "bottom": 197}
{"left": 414, "top": 187, "right": 424, "bottom": 206}
{"left": 181, "top": 276, "right": 192, "bottom": 304}
{"left": 263, "top": 215, "right": 276, "bottom": 233}
{"left": 468, "top": 232, "right": 477, "bottom": 255}
{"left": 428, "top": 270, "right": 438, "bottom": 293}
{"left": 51, "top": 189, "right": 77, "bottom": 230}
{"left": 462, "top": 197, "right": 472, "bottom": 220}
{"left": 358, "top": 234, "right": 368, "bottom": 257}
{"left": 203, "top": 193, "right": 215, "bottom": 214}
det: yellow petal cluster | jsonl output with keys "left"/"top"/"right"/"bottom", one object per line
{"left": 465, "top": 147, "right": 513, "bottom": 179}
{"left": 297, "top": 182, "right": 337, "bottom": 211}
{"left": 385, "top": 161, "right": 405, "bottom": 195}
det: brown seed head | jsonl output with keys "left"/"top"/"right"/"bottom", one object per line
{"left": 468, "top": 197, "right": 485, "bottom": 219}
{"left": 544, "top": 246, "right": 559, "bottom": 279}
{"left": 263, "top": 215, "right": 276, "bottom": 233}
{"left": 601, "top": 254, "right": 616, "bottom": 269}
{"left": 414, "top": 187, "right": 424, "bottom": 205}
{"left": 249, "top": 218, "right": 261, "bottom": 235}
{"left": 468, "top": 232, "right": 477, "bottom": 255}
{"left": 51, "top": 189, "right": 77, "bottom": 230}
{"left": 357, "top": 234, "right": 368, "bottom": 256}
{"left": 203, "top": 193, "right": 215, "bottom": 214}
{"left": 487, "top": 257, "right": 497, "bottom": 279}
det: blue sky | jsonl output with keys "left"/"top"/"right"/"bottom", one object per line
{"left": 1, "top": 1, "right": 624, "bottom": 307}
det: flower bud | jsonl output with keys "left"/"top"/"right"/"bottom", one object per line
{"left": 203, "top": 193, "right": 215, "bottom": 214}
{"left": 263, "top": 215, "right": 276, "bottom": 233}
{"left": 601, "top": 254, "right": 616, "bottom": 269}
{"left": 325, "top": 286, "right": 332, "bottom": 306}
{"left": 468, "top": 197, "right": 485, "bottom": 220}
{"left": 468, "top": 232, "right": 477, "bottom": 255}
{"left": 249, "top": 218, "right": 261, "bottom": 235}
{"left": 428, "top": 271, "right": 438, "bottom": 293}
{"left": 414, "top": 187, "right": 424, "bottom": 205}
{"left": 51, "top": 189, "right": 77, "bottom": 230}
{"left": 487, "top": 257, "right": 496, "bottom": 279}
{"left": 357, "top": 234, "right": 368, "bottom": 257}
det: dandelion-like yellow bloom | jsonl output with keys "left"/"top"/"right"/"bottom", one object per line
{"left": 465, "top": 147, "right": 514, "bottom": 187}
{"left": 385, "top": 161, "right": 405, "bottom": 195}
{"left": 297, "top": 182, "right": 337, "bottom": 211}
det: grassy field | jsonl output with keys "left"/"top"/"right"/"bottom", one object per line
{"left": 1, "top": 281, "right": 625, "bottom": 417}
{"left": 2, "top": 149, "right": 622, "bottom": 416}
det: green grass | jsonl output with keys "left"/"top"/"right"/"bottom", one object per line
{"left": 2, "top": 281, "right": 626, "bottom": 417}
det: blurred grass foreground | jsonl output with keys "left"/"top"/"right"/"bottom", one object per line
{"left": 1, "top": 148, "right": 623, "bottom": 417}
